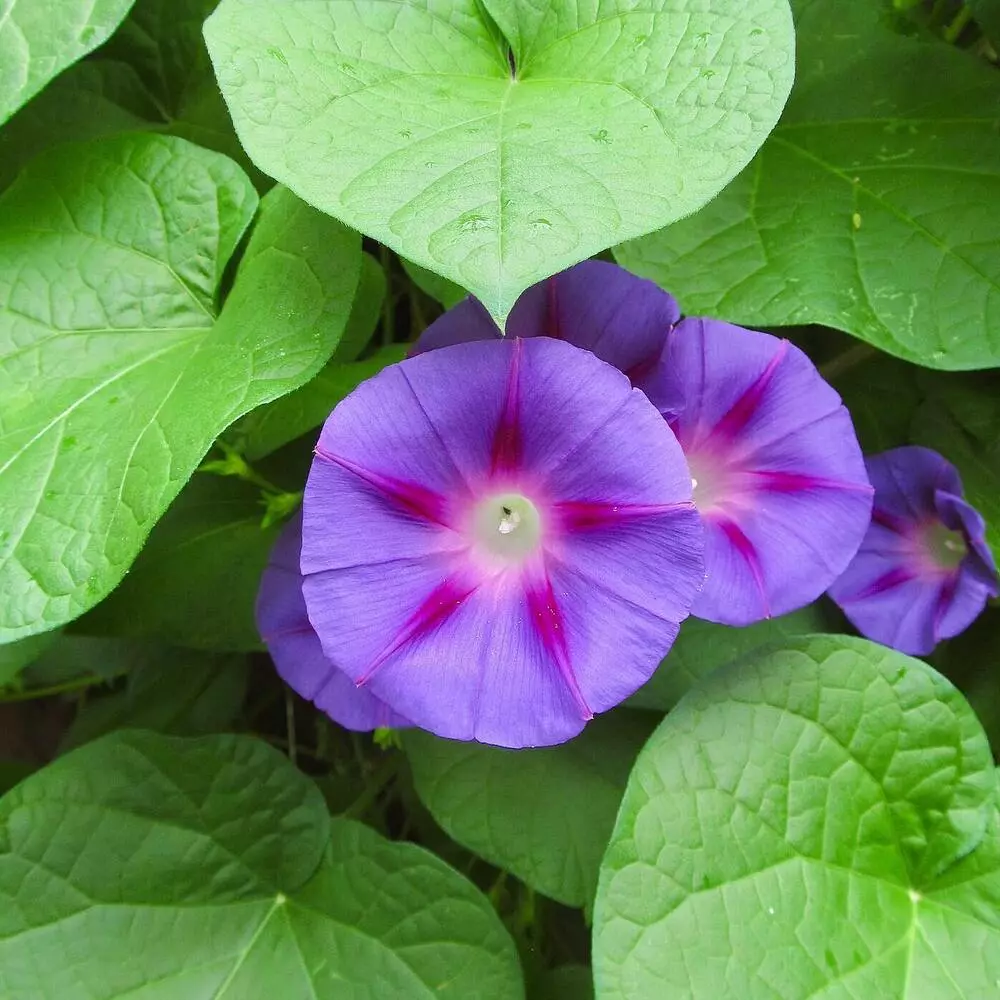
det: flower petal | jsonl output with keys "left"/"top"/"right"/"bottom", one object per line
{"left": 696, "top": 514, "right": 771, "bottom": 622}
{"left": 506, "top": 260, "right": 679, "bottom": 374}
{"left": 935, "top": 565, "right": 995, "bottom": 641}
{"left": 831, "top": 563, "right": 948, "bottom": 656}
{"left": 513, "top": 335, "right": 684, "bottom": 495}
{"left": 702, "top": 480, "right": 874, "bottom": 624}
{"left": 303, "top": 553, "right": 596, "bottom": 746}
{"left": 256, "top": 515, "right": 408, "bottom": 731}
{"left": 935, "top": 488, "right": 1000, "bottom": 593}
{"left": 869, "top": 446, "right": 962, "bottom": 521}
{"left": 414, "top": 261, "right": 678, "bottom": 378}
{"left": 651, "top": 318, "right": 872, "bottom": 625}
{"left": 338, "top": 575, "right": 592, "bottom": 747}
{"left": 412, "top": 296, "right": 500, "bottom": 354}
{"left": 653, "top": 318, "right": 848, "bottom": 458}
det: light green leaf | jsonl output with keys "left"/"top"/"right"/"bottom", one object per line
{"left": 0, "top": 0, "right": 137, "bottom": 125}
{"left": 0, "top": 60, "right": 158, "bottom": 191}
{"left": 61, "top": 649, "right": 248, "bottom": 750}
{"left": 236, "top": 343, "right": 407, "bottom": 462}
{"left": 406, "top": 710, "right": 656, "bottom": 909}
{"left": 204, "top": 0, "right": 795, "bottom": 324}
{"left": 0, "top": 730, "right": 524, "bottom": 999}
{"left": 0, "top": 148, "right": 361, "bottom": 643}
{"left": 594, "top": 635, "right": 1000, "bottom": 999}
{"left": 77, "top": 475, "right": 279, "bottom": 650}
{"left": 616, "top": 0, "right": 1000, "bottom": 370}
{"left": 628, "top": 605, "right": 828, "bottom": 712}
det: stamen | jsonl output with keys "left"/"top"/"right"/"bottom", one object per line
{"left": 471, "top": 492, "right": 542, "bottom": 564}
{"left": 498, "top": 506, "right": 520, "bottom": 534}
{"left": 921, "top": 521, "right": 967, "bottom": 572}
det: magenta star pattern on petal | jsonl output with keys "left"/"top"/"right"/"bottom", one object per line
{"left": 299, "top": 337, "right": 704, "bottom": 748}
{"left": 829, "top": 446, "right": 999, "bottom": 655}
{"left": 256, "top": 513, "right": 409, "bottom": 732}
{"left": 638, "top": 318, "right": 874, "bottom": 626}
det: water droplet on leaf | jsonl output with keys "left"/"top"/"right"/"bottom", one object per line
{"left": 458, "top": 213, "right": 492, "bottom": 233}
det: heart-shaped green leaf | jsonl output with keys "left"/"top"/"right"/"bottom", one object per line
{"left": 616, "top": 0, "right": 1000, "bottom": 370}
{"left": 0, "top": 0, "right": 138, "bottom": 125}
{"left": 0, "top": 150, "right": 361, "bottom": 643}
{"left": 0, "top": 730, "right": 525, "bottom": 999}
{"left": 593, "top": 635, "right": 1000, "bottom": 999}
{"left": 406, "top": 710, "right": 656, "bottom": 909}
{"left": 204, "top": 0, "right": 795, "bottom": 323}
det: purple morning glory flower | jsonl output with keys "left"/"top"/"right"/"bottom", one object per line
{"left": 299, "top": 336, "right": 704, "bottom": 748}
{"left": 256, "top": 512, "right": 408, "bottom": 731}
{"left": 416, "top": 261, "right": 873, "bottom": 627}
{"left": 829, "top": 446, "right": 999, "bottom": 655}
{"left": 641, "top": 318, "right": 873, "bottom": 626}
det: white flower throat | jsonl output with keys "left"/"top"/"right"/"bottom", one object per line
{"left": 472, "top": 492, "right": 542, "bottom": 563}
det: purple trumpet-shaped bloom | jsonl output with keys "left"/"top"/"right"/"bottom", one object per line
{"left": 256, "top": 512, "right": 408, "bottom": 731}
{"left": 642, "top": 319, "right": 873, "bottom": 625}
{"left": 829, "top": 446, "right": 999, "bottom": 655}
{"left": 299, "top": 337, "right": 704, "bottom": 748}
{"left": 416, "top": 261, "right": 873, "bottom": 626}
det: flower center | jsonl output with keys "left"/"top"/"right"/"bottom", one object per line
{"left": 685, "top": 451, "right": 732, "bottom": 514}
{"left": 471, "top": 492, "right": 542, "bottom": 564}
{"left": 921, "top": 520, "right": 967, "bottom": 573}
